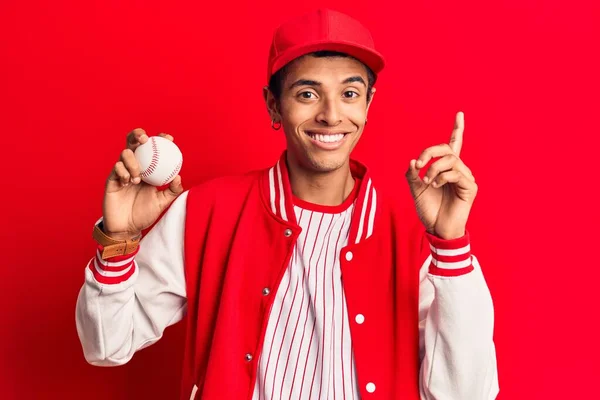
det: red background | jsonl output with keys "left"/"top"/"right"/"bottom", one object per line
{"left": 1, "top": 0, "right": 598, "bottom": 398}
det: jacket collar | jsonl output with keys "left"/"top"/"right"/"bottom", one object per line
{"left": 260, "top": 150, "right": 379, "bottom": 245}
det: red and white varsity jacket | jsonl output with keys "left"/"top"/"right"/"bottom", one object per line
{"left": 76, "top": 152, "right": 499, "bottom": 399}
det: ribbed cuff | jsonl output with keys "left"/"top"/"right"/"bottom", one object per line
{"left": 425, "top": 230, "right": 474, "bottom": 277}
{"left": 87, "top": 245, "right": 139, "bottom": 284}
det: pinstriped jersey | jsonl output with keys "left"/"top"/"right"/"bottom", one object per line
{"left": 253, "top": 181, "right": 360, "bottom": 400}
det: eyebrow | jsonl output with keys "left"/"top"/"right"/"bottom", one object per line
{"left": 288, "top": 75, "right": 367, "bottom": 90}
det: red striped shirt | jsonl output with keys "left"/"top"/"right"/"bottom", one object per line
{"left": 253, "top": 184, "right": 360, "bottom": 400}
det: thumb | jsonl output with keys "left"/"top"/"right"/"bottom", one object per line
{"left": 405, "top": 159, "right": 426, "bottom": 191}
{"left": 158, "top": 175, "right": 184, "bottom": 209}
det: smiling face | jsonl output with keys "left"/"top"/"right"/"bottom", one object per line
{"left": 265, "top": 53, "right": 376, "bottom": 173}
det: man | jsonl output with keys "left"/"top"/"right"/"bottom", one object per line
{"left": 76, "top": 8, "right": 499, "bottom": 400}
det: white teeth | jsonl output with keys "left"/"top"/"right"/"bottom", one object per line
{"left": 308, "top": 133, "right": 345, "bottom": 143}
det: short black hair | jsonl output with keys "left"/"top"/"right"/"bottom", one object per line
{"left": 268, "top": 50, "right": 376, "bottom": 104}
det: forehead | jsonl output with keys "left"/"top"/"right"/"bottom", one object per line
{"left": 282, "top": 55, "right": 368, "bottom": 85}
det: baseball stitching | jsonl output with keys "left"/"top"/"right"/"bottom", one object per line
{"left": 140, "top": 137, "right": 160, "bottom": 178}
{"left": 161, "top": 158, "right": 182, "bottom": 186}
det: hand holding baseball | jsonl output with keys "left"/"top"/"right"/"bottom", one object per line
{"left": 103, "top": 128, "right": 184, "bottom": 239}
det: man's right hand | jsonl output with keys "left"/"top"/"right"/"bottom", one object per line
{"left": 102, "top": 128, "right": 184, "bottom": 240}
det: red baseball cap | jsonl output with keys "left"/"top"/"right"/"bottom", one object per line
{"left": 266, "top": 8, "right": 385, "bottom": 84}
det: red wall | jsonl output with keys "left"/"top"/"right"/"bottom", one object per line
{"left": 1, "top": 0, "right": 598, "bottom": 398}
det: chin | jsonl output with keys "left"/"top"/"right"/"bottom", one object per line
{"left": 303, "top": 151, "right": 349, "bottom": 173}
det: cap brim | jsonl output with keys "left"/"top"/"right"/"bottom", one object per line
{"left": 270, "top": 40, "right": 385, "bottom": 81}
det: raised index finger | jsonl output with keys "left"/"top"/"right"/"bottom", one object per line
{"left": 126, "top": 128, "right": 149, "bottom": 151}
{"left": 449, "top": 111, "right": 464, "bottom": 156}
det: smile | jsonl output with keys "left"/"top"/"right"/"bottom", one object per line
{"left": 306, "top": 132, "right": 346, "bottom": 143}
{"left": 304, "top": 131, "right": 350, "bottom": 150}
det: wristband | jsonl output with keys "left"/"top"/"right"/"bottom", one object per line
{"left": 92, "top": 220, "right": 141, "bottom": 260}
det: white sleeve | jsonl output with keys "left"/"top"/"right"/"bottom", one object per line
{"left": 75, "top": 190, "right": 189, "bottom": 366}
{"left": 418, "top": 253, "right": 500, "bottom": 399}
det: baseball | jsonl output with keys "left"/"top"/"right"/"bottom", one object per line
{"left": 135, "top": 135, "right": 183, "bottom": 186}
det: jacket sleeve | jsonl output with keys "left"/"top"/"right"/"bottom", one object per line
{"left": 418, "top": 230, "right": 499, "bottom": 399}
{"left": 75, "top": 190, "right": 189, "bottom": 366}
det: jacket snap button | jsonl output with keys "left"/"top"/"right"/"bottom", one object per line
{"left": 284, "top": 229, "right": 293, "bottom": 237}
{"left": 262, "top": 287, "right": 270, "bottom": 296}
{"left": 366, "top": 382, "right": 376, "bottom": 393}
{"left": 245, "top": 353, "right": 253, "bottom": 361}
{"left": 355, "top": 314, "right": 365, "bottom": 324}
{"left": 345, "top": 251, "right": 353, "bottom": 261}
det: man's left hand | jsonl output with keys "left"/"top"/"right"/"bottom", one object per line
{"left": 405, "top": 111, "right": 478, "bottom": 240}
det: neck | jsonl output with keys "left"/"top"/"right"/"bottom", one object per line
{"left": 286, "top": 153, "right": 355, "bottom": 207}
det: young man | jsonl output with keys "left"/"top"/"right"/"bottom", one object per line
{"left": 76, "top": 8, "right": 499, "bottom": 400}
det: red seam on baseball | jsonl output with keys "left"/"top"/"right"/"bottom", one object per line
{"left": 161, "top": 158, "right": 182, "bottom": 186}
{"left": 140, "top": 137, "right": 160, "bottom": 178}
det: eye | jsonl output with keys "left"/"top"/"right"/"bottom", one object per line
{"left": 298, "top": 91, "right": 316, "bottom": 99}
{"left": 343, "top": 91, "right": 359, "bottom": 98}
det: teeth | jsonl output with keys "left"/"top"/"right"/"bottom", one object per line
{"left": 308, "top": 133, "right": 345, "bottom": 143}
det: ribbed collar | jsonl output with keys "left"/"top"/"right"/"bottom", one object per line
{"left": 260, "top": 151, "right": 380, "bottom": 245}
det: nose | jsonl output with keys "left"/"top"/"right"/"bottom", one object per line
{"left": 316, "top": 97, "right": 342, "bottom": 126}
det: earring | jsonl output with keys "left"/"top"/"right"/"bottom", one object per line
{"left": 365, "top": 118, "right": 368, "bottom": 125}
{"left": 271, "top": 119, "right": 281, "bottom": 130}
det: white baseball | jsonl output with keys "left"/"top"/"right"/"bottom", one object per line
{"left": 135, "top": 136, "right": 183, "bottom": 186}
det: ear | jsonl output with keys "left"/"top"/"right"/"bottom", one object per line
{"left": 366, "top": 87, "right": 376, "bottom": 117}
{"left": 263, "top": 86, "right": 281, "bottom": 121}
